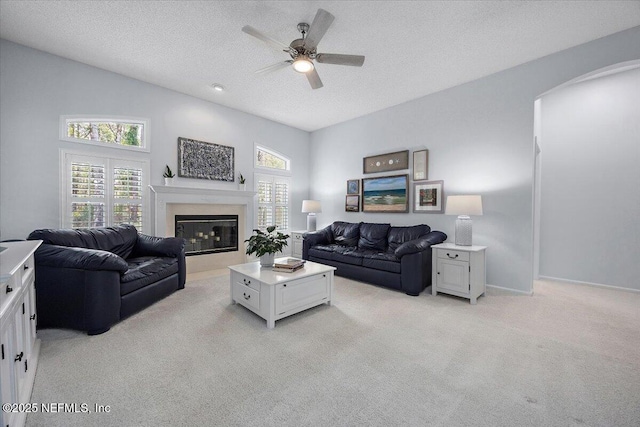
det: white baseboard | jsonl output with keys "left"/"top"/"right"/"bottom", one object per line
{"left": 486, "top": 284, "right": 533, "bottom": 296}
{"left": 538, "top": 275, "right": 640, "bottom": 293}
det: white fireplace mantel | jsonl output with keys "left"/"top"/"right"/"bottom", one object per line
{"left": 149, "top": 185, "right": 256, "bottom": 237}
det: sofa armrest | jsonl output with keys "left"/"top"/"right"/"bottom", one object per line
{"left": 394, "top": 231, "right": 447, "bottom": 258}
{"left": 302, "top": 226, "right": 332, "bottom": 259}
{"left": 132, "top": 234, "right": 185, "bottom": 258}
{"left": 34, "top": 244, "right": 128, "bottom": 273}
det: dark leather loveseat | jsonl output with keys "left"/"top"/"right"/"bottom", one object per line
{"left": 303, "top": 221, "right": 446, "bottom": 296}
{"left": 27, "top": 225, "right": 186, "bottom": 335}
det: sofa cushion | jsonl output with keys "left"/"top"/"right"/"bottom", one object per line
{"left": 387, "top": 225, "right": 431, "bottom": 252}
{"left": 121, "top": 256, "right": 178, "bottom": 296}
{"left": 360, "top": 250, "right": 401, "bottom": 274}
{"left": 309, "top": 244, "right": 363, "bottom": 266}
{"left": 358, "top": 223, "right": 391, "bottom": 251}
{"left": 331, "top": 221, "right": 361, "bottom": 246}
{"left": 28, "top": 225, "right": 139, "bottom": 260}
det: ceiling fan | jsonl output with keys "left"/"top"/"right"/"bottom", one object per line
{"left": 242, "top": 8, "right": 365, "bottom": 89}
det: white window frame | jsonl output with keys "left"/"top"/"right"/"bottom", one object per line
{"left": 254, "top": 173, "right": 292, "bottom": 232}
{"left": 254, "top": 143, "right": 291, "bottom": 174}
{"left": 59, "top": 115, "right": 150, "bottom": 153}
{"left": 60, "top": 149, "right": 150, "bottom": 231}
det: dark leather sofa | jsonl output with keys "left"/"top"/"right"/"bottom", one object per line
{"left": 303, "top": 221, "right": 446, "bottom": 296}
{"left": 27, "top": 225, "right": 186, "bottom": 335}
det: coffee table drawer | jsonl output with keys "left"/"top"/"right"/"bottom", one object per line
{"left": 232, "top": 282, "right": 260, "bottom": 311}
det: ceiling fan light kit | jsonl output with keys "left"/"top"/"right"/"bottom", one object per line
{"left": 293, "top": 57, "right": 314, "bottom": 73}
{"left": 242, "top": 8, "right": 365, "bottom": 89}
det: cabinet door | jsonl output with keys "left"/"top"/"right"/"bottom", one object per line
{"left": 12, "top": 307, "right": 27, "bottom": 398}
{"left": 275, "top": 274, "right": 329, "bottom": 315}
{"left": 437, "top": 259, "right": 470, "bottom": 294}
{"left": 1, "top": 325, "right": 17, "bottom": 421}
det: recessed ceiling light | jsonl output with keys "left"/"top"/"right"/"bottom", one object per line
{"left": 211, "top": 84, "right": 224, "bottom": 92}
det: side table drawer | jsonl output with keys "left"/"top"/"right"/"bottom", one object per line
{"left": 232, "top": 282, "right": 260, "bottom": 311}
{"left": 437, "top": 249, "right": 470, "bottom": 262}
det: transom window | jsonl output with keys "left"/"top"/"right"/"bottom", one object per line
{"left": 62, "top": 151, "right": 149, "bottom": 231}
{"left": 255, "top": 145, "right": 290, "bottom": 171}
{"left": 60, "top": 116, "right": 149, "bottom": 152}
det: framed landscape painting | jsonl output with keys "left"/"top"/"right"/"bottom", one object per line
{"left": 362, "top": 174, "right": 409, "bottom": 213}
{"left": 345, "top": 195, "right": 360, "bottom": 212}
{"left": 413, "top": 180, "right": 444, "bottom": 213}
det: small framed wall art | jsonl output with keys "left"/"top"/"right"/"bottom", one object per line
{"left": 413, "top": 180, "right": 444, "bottom": 213}
{"left": 345, "top": 195, "right": 360, "bottom": 212}
{"left": 347, "top": 179, "right": 360, "bottom": 195}
{"left": 363, "top": 150, "right": 409, "bottom": 174}
{"left": 362, "top": 174, "right": 409, "bottom": 213}
{"left": 413, "top": 149, "right": 429, "bottom": 181}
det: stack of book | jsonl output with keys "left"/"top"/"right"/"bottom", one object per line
{"left": 272, "top": 258, "right": 305, "bottom": 273}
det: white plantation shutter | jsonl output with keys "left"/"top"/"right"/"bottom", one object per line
{"left": 70, "top": 162, "right": 106, "bottom": 228}
{"left": 63, "top": 152, "right": 149, "bottom": 231}
{"left": 112, "top": 166, "right": 143, "bottom": 230}
{"left": 255, "top": 174, "right": 290, "bottom": 231}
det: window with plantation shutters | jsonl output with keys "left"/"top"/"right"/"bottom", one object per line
{"left": 255, "top": 174, "right": 290, "bottom": 231}
{"left": 62, "top": 151, "right": 149, "bottom": 231}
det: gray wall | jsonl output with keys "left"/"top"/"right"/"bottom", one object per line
{"left": 539, "top": 67, "right": 640, "bottom": 289}
{"left": 310, "top": 26, "right": 640, "bottom": 293}
{"left": 0, "top": 39, "right": 311, "bottom": 240}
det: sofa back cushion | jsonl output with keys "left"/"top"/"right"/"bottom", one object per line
{"left": 28, "top": 225, "right": 139, "bottom": 259}
{"left": 330, "top": 221, "right": 361, "bottom": 246}
{"left": 387, "top": 225, "right": 431, "bottom": 252}
{"left": 358, "top": 223, "right": 391, "bottom": 251}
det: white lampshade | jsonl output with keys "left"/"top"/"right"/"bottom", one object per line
{"left": 445, "top": 195, "right": 482, "bottom": 246}
{"left": 301, "top": 200, "right": 322, "bottom": 213}
{"left": 445, "top": 195, "right": 483, "bottom": 216}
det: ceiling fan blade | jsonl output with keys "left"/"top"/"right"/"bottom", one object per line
{"left": 303, "top": 9, "right": 335, "bottom": 51}
{"left": 255, "top": 61, "right": 292, "bottom": 74}
{"left": 316, "top": 53, "right": 365, "bottom": 67}
{"left": 306, "top": 68, "right": 323, "bottom": 89}
{"left": 242, "top": 25, "right": 290, "bottom": 51}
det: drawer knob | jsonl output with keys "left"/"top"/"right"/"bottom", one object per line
{"left": 24, "top": 264, "right": 29, "bottom": 270}
{"left": 283, "top": 284, "right": 287, "bottom": 287}
{"left": 243, "top": 293, "right": 251, "bottom": 300}
{"left": 6, "top": 286, "right": 13, "bottom": 294}
{"left": 446, "top": 253, "right": 459, "bottom": 259}
{"left": 30, "top": 314, "right": 36, "bottom": 320}
{"left": 15, "top": 351, "right": 23, "bottom": 362}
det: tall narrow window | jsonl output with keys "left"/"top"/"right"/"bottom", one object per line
{"left": 63, "top": 152, "right": 149, "bottom": 231}
{"left": 256, "top": 174, "right": 290, "bottom": 231}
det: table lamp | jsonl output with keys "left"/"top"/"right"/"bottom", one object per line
{"left": 445, "top": 195, "right": 483, "bottom": 246}
{"left": 301, "top": 200, "right": 322, "bottom": 232}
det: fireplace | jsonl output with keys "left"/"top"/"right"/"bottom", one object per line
{"left": 175, "top": 215, "right": 238, "bottom": 256}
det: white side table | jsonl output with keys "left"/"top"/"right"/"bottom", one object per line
{"left": 290, "top": 230, "right": 307, "bottom": 258}
{"left": 431, "top": 243, "right": 487, "bottom": 304}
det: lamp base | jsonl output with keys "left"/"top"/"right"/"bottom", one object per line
{"left": 306, "top": 213, "right": 317, "bottom": 232}
{"left": 455, "top": 215, "right": 473, "bottom": 246}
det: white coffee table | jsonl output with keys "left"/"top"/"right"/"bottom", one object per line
{"left": 228, "top": 259, "right": 336, "bottom": 328}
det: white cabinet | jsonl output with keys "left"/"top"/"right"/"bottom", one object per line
{"left": 290, "top": 231, "right": 306, "bottom": 258}
{"left": 432, "top": 243, "right": 487, "bottom": 305}
{"left": 229, "top": 260, "right": 335, "bottom": 328}
{"left": 0, "top": 240, "right": 42, "bottom": 427}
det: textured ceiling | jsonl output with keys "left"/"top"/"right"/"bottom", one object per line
{"left": 1, "top": 1, "right": 639, "bottom": 132}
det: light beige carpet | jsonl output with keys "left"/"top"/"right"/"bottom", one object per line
{"left": 27, "top": 275, "right": 640, "bottom": 426}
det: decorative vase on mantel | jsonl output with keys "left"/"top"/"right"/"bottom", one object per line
{"left": 164, "top": 177, "right": 174, "bottom": 186}
{"left": 239, "top": 183, "right": 246, "bottom": 191}
{"left": 260, "top": 253, "right": 275, "bottom": 267}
